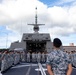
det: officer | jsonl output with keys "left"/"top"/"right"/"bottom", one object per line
{"left": 46, "top": 38, "right": 72, "bottom": 75}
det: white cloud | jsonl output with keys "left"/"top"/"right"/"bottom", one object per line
{"left": 48, "top": 6, "right": 69, "bottom": 26}
{"left": 0, "top": 0, "right": 76, "bottom": 48}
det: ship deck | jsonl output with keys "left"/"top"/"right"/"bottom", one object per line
{"left": 0, "top": 63, "right": 76, "bottom": 75}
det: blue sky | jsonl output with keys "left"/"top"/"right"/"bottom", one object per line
{"left": 39, "top": 0, "right": 63, "bottom": 6}
{"left": 39, "top": 0, "right": 56, "bottom": 6}
{"left": 39, "top": 0, "right": 75, "bottom": 7}
{"left": 0, "top": 0, "right": 76, "bottom": 48}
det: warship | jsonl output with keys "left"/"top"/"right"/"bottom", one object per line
{"left": 9, "top": 8, "right": 52, "bottom": 53}
{"left": 0, "top": 7, "right": 76, "bottom": 75}
{"left": 0, "top": 7, "right": 52, "bottom": 75}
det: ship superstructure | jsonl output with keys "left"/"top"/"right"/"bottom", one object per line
{"left": 10, "top": 7, "right": 52, "bottom": 53}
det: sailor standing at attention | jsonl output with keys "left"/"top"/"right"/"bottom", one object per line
{"left": 27, "top": 52, "right": 30, "bottom": 62}
{"left": 0, "top": 51, "right": 8, "bottom": 72}
{"left": 72, "top": 51, "right": 76, "bottom": 67}
{"left": 37, "top": 52, "right": 41, "bottom": 63}
{"left": 46, "top": 38, "right": 72, "bottom": 75}
{"left": 41, "top": 52, "right": 45, "bottom": 62}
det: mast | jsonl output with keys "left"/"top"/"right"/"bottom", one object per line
{"left": 35, "top": 7, "right": 37, "bottom": 25}
{"left": 28, "top": 7, "right": 45, "bottom": 33}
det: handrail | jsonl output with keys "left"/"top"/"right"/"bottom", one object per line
{"left": 38, "top": 63, "right": 46, "bottom": 75}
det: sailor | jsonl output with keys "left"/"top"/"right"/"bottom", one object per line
{"left": 32, "top": 52, "right": 35, "bottom": 62}
{"left": 3, "top": 51, "right": 12, "bottom": 71}
{"left": 6, "top": 52, "right": 9, "bottom": 70}
{"left": 72, "top": 51, "right": 76, "bottom": 67}
{"left": 0, "top": 51, "right": 2, "bottom": 70}
{"left": 1, "top": 50, "right": 8, "bottom": 72}
{"left": 27, "top": 52, "right": 30, "bottom": 62}
{"left": 37, "top": 52, "right": 41, "bottom": 63}
{"left": 46, "top": 38, "right": 72, "bottom": 75}
{"left": 41, "top": 52, "right": 45, "bottom": 62}
{"left": 13, "top": 51, "right": 20, "bottom": 65}
{"left": 7, "top": 52, "right": 12, "bottom": 69}
{"left": 13, "top": 51, "right": 17, "bottom": 65}
{"left": 23, "top": 51, "right": 26, "bottom": 62}
{"left": 69, "top": 51, "right": 74, "bottom": 67}
{"left": 13, "top": 51, "right": 16, "bottom": 65}
{"left": 45, "top": 51, "right": 48, "bottom": 62}
{"left": 19, "top": 52, "right": 22, "bottom": 62}
{"left": 9, "top": 51, "right": 14, "bottom": 66}
{"left": 8, "top": 51, "right": 12, "bottom": 66}
{"left": 35, "top": 52, "right": 37, "bottom": 62}
{"left": 21, "top": 51, "right": 25, "bottom": 62}
{"left": 17, "top": 52, "right": 20, "bottom": 64}
{"left": 25, "top": 52, "right": 27, "bottom": 62}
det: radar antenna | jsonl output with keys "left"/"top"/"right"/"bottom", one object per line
{"left": 28, "top": 7, "right": 45, "bottom": 33}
